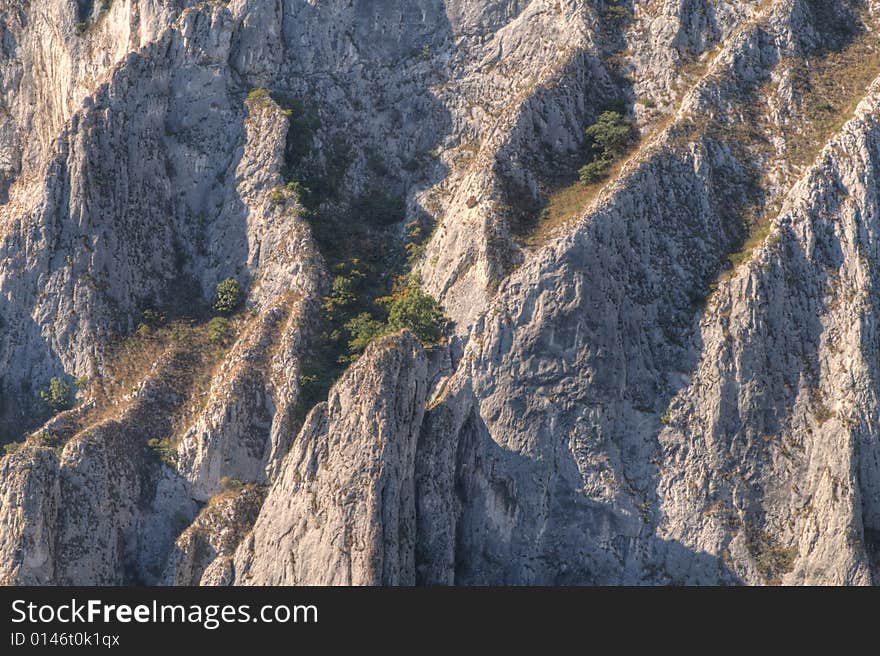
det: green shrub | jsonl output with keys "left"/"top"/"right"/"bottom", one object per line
{"left": 142, "top": 308, "right": 164, "bottom": 326}
{"left": 579, "top": 159, "right": 611, "bottom": 184}
{"left": 207, "top": 317, "right": 234, "bottom": 345}
{"left": 269, "top": 188, "right": 286, "bottom": 206}
{"left": 38, "top": 431, "right": 61, "bottom": 448}
{"left": 219, "top": 476, "right": 244, "bottom": 492}
{"left": 808, "top": 99, "right": 836, "bottom": 118}
{"left": 337, "top": 286, "right": 447, "bottom": 361}
{"left": 404, "top": 219, "right": 429, "bottom": 266}
{"left": 3, "top": 442, "right": 22, "bottom": 456}
{"left": 324, "top": 275, "right": 357, "bottom": 314}
{"left": 213, "top": 278, "right": 243, "bottom": 315}
{"left": 405, "top": 241, "right": 426, "bottom": 266}
{"left": 345, "top": 313, "right": 387, "bottom": 356}
{"left": 148, "top": 438, "right": 175, "bottom": 467}
{"left": 40, "top": 377, "right": 71, "bottom": 413}
{"left": 755, "top": 546, "right": 797, "bottom": 583}
{"left": 605, "top": 5, "right": 630, "bottom": 21}
{"left": 285, "top": 180, "right": 308, "bottom": 201}
{"left": 575, "top": 111, "right": 636, "bottom": 187}
{"left": 405, "top": 220, "right": 423, "bottom": 241}
{"left": 586, "top": 111, "right": 636, "bottom": 159}
{"left": 385, "top": 286, "right": 445, "bottom": 346}
{"left": 247, "top": 87, "right": 271, "bottom": 102}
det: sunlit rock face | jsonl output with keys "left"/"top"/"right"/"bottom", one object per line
{"left": 1, "top": 0, "right": 879, "bottom": 585}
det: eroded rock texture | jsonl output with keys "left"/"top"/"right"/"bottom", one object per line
{"left": 2, "top": 0, "right": 880, "bottom": 585}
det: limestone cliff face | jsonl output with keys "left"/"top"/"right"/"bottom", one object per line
{"left": 657, "top": 89, "right": 880, "bottom": 585}
{"left": 163, "top": 483, "right": 265, "bottom": 586}
{"left": 1, "top": 0, "right": 880, "bottom": 586}
{"left": 233, "top": 332, "right": 428, "bottom": 586}
{"left": 0, "top": 447, "right": 59, "bottom": 585}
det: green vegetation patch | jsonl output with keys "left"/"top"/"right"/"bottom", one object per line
{"left": 755, "top": 545, "right": 798, "bottom": 584}
{"left": 148, "top": 437, "right": 175, "bottom": 467}
{"left": 213, "top": 278, "right": 243, "bottom": 315}
{"left": 3, "top": 441, "right": 22, "bottom": 456}
{"left": 521, "top": 109, "right": 639, "bottom": 247}
{"left": 40, "top": 377, "right": 72, "bottom": 415}
{"left": 268, "top": 96, "right": 445, "bottom": 423}
{"left": 578, "top": 110, "right": 637, "bottom": 184}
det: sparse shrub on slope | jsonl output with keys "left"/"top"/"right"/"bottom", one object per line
{"left": 579, "top": 158, "right": 612, "bottom": 184}
{"left": 207, "top": 317, "right": 234, "bottom": 345}
{"left": 586, "top": 111, "right": 636, "bottom": 160}
{"left": 343, "top": 281, "right": 446, "bottom": 360}
{"left": 141, "top": 308, "right": 165, "bottom": 327}
{"left": 345, "top": 312, "right": 386, "bottom": 355}
{"left": 3, "top": 442, "right": 22, "bottom": 456}
{"left": 525, "top": 108, "right": 639, "bottom": 246}
{"left": 604, "top": 5, "right": 630, "bottom": 23}
{"left": 213, "top": 278, "right": 243, "bottom": 315}
{"left": 246, "top": 87, "right": 271, "bottom": 103}
{"left": 385, "top": 285, "right": 445, "bottom": 346}
{"left": 148, "top": 437, "right": 175, "bottom": 467}
{"left": 40, "top": 377, "right": 71, "bottom": 414}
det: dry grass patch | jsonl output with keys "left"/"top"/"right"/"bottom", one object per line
{"left": 786, "top": 18, "right": 880, "bottom": 168}
{"left": 523, "top": 153, "right": 634, "bottom": 247}
{"left": 80, "top": 315, "right": 244, "bottom": 434}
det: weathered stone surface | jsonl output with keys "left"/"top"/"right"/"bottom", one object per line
{"left": 0, "top": 447, "right": 59, "bottom": 585}
{"left": 2, "top": 0, "right": 880, "bottom": 586}
{"left": 233, "top": 332, "right": 428, "bottom": 585}
{"left": 163, "top": 484, "right": 265, "bottom": 586}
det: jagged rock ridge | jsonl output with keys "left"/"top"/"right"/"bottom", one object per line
{"left": 1, "top": 0, "right": 879, "bottom": 585}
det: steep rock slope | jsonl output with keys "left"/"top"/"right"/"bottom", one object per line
{"left": 233, "top": 332, "right": 428, "bottom": 586}
{"left": 162, "top": 483, "right": 265, "bottom": 586}
{"left": 1, "top": 0, "right": 880, "bottom": 586}
{"left": 0, "top": 1, "right": 325, "bottom": 583}
{"left": 657, "top": 87, "right": 880, "bottom": 585}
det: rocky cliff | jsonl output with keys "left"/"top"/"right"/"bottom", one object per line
{"left": 1, "top": 0, "right": 880, "bottom": 585}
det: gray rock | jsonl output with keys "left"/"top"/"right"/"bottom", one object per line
{"left": 233, "top": 332, "right": 428, "bottom": 585}
{"left": 2, "top": 0, "right": 880, "bottom": 586}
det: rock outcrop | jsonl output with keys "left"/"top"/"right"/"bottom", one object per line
{"left": 163, "top": 484, "right": 265, "bottom": 586}
{"left": 2, "top": 0, "right": 880, "bottom": 586}
{"left": 0, "top": 447, "right": 59, "bottom": 585}
{"left": 233, "top": 332, "right": 428, "bottom": 585}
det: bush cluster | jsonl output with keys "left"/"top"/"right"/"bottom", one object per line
{"left": 40, "top": 377, "right": 71, "bottom": 414}
{"left": 579, "top": 111, "right": 636, "bottom": 185}
{"left": 345, "top": 283, "right": 445, "bottom": 356}
{"left": 213, "top": 278, "right": 243, "bottom": 315}
{"left": 148, "top": 437, "right": 175, "bottom": 467}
